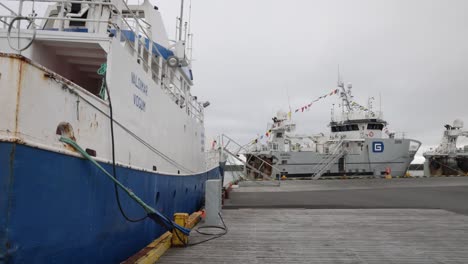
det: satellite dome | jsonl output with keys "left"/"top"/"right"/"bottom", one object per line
{"left": 453, "top": 119, "right": 464, "bottom": 128}
{"left": 276, "top": 110, "right": 288, "bottom": 120}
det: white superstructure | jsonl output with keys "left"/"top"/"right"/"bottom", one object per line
{"left": 0, "top": 0, "right": 213, "bottom": 174}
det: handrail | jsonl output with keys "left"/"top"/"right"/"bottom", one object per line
{"left": 221, "top": 134, "right": 282, "bottom": 184}
{"left": 310, "top": 139, "right": 346, "bottom": 179}
{"left": 0, "top": 0, "right": 204, "bottom": 123}
{"left": 0, "top": 2, "right": 18, "bottom": 15}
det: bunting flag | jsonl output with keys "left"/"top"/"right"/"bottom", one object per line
{"left": 249, "top": 88, "right": 339, "bottom": 145}
{"left": 350, "top": 101, "right": 374, "bottom": 114}
{"left": 294, "top": 88, "right": 339, "bottom": 113}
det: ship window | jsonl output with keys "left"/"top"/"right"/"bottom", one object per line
{"left": 367, "top": 123, "right": 384, "bottom": 130}
{"left": 352, "top": 125, "right": 359, "bottom": 131}
{"left": 282, "top": 160, "right": 287, "bottom": 164}
{"left": 276, "top": 132, "right": 283, "bottom": 138}
{"left": 331, "top": 126, "right": 337, "bottom": 132}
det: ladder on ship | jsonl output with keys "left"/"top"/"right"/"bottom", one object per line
{"left": 220, "top": 134, "right": 282, "bottom": 186}
{"left": 310, "top": 139, "right": 347, "bottom": 180}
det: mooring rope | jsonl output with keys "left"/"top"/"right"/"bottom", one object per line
{"left": 59, "top": 136, "right": 191, "bottom": 236}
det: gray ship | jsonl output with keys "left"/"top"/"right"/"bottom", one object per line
{"left": 246, "top": 80, "right": 421, "bottom": 179}
{"left": 423, "top": 119, "right": 468, "bottom": 176}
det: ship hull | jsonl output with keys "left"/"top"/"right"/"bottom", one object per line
{"left": 424, "top": 155, "right": 468, "bottom": 176}
{"left": 247, "top": 138, "right": 416, "bottom": 178}
{"left": 0, "top": 142, "right": 220, "bottom": 264}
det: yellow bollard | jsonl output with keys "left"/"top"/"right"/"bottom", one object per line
{"left": 172, "top": 213, "right": 189, "bottom": 247}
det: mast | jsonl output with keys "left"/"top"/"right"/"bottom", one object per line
{"left": 337, "top": 65, "right": 351, "bottom": 112}
{"left": 178, "top": 0, "right": 185, "bottom": 41}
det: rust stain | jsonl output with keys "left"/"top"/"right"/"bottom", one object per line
{"left": 14, "top": 61, "right": 24, "bottom": 136}
{"left": 3, "top": 137, "right": 25, "bottom": 144}
{"left": 56, "top": 122, "right": 77, "bottom": 152}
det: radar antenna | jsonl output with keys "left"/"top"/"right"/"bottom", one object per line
{"left": 337, "top": 65, "right": 351, "bottom": 112}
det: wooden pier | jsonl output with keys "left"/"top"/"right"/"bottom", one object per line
{"left": 158, "top": 177, "right": 468, "bottom": 263}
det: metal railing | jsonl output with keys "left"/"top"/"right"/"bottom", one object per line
{"left": 310, "top": 139, "right": 347, "bottom": 180}
{"left": 0, "top": 0, "right": 205, "bottom": 123}
{"left": 220, "top": 134, "right": 282, "bottom": 186}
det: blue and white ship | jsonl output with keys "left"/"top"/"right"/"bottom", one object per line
{"left": 0, "top": 0, "right": 220, "bottom": 263}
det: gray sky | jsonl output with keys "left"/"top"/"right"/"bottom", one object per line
{"left": 2, "top": 0, "right": 467, "bottom": 162}
{"left": 155, "top": 0, "right": 468, "bottom": 162}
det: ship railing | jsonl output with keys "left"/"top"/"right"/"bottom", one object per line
{"left": 1, "top": 0, "right": 204, "bottom": 123}
{"left": 205, "top": 149, "right": 220, "bottom": 170}
{"left": 392, "top": 132, "right": 407, "bottom": 139}
{"left": 220, "top": 134, "right": 282, "bottom": 185}
{"left": 332, "top": 111, "right": 384, "bottom": 122}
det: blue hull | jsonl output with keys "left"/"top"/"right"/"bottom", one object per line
{"left": 0, "top": 142, "right": 220, "bottom": 263}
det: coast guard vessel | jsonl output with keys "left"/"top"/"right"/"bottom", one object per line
{"left": 246, "top": 80, "right": 421, "bottom": 179}
{"left": 423, "top": 119, "right": 468, "bottom": 176}
{"left": 0, "top": 0, "right": 220, "bottom": 263}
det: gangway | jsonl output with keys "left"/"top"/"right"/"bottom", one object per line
{"left": 310, "top": 139, "right": 347, "bottom": 180}
{"left": 220, "top": 134, "right": 282, "bottom": 186}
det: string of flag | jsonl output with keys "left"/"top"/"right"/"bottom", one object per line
{"left": 248, "top": 88, "right": 340, "bottom": 145}
{"left": 350, "top": 101, "right": 373, "bottom": 113}
{"left": 294, "top": 89, "right": 339, "bottom": 113}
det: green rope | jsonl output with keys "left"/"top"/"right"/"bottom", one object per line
{"left": 60, "top": 136, "right": 155, "bottom": 214}
{"left": 59, "top": 136, "right": 192, "bottom": 236}
{"left": 97, "top": 63, "right": 107, "bottom": 76}
{"left": 97, "top": 63, "right": 107, "bottom": 100}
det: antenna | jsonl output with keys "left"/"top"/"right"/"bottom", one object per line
{"left": 337, "top": 65, "right": 351, "bottom": 112}
{"left": 178, "top": 0, "right": 185, "bottom": 41}
{"left": 286, "top": 88, "right": 292, "bottom": 120}
{"left": 337, "top": 65, "right": 343, "bottom": 87}
{"left": 188, "top": 0, "right": 192, "bottom": 36}
{"left": 331, "top": 104, "right": 335, "bottom": 121}
{"left": 379, "top": 92, "right": 382, "bottom": 115}
{"left": 187, "top": 0, "right": 193, "bottom": 60}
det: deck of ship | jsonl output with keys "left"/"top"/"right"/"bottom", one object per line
{"left": 159, "top": 177, "right": 468, "bottom": 263}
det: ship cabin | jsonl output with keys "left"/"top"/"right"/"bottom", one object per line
{"left": 329, "top": 119, "right": 387, "bottom": 139}
{"left": 329, "top": 111, "right": 388, "bottom": 140}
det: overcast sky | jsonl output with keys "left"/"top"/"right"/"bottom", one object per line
{"left": 2, "top": 0, "right": 467, "bottom": 163}
{"left": 154, "top": 0, "right": 468, "bottom": 163}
